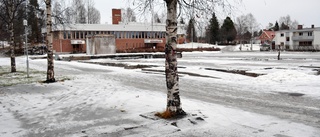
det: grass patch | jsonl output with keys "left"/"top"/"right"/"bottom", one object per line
{"left": 0, "top": 66, "right": 71, "bottom": 87}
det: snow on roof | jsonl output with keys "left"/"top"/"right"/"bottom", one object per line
{"left": 275, "top": 27, "right": 320, "bottom": 33}
{"left": 53, "top": 22, "right": 186, "bottom": 34}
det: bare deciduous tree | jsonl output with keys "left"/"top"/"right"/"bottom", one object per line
{"left": 122, "top": 7, "right": 137, "bottom": 23}
{"left": 279, "top": 15, "right": 299, "bottom": 30}
{"left": 0, "top": 0, "right": 26, "bottom": 72}
{"left": 235, "top": 13, "right": 259, "bottom": 50}
{"left": 235, "top": 15, "right": 247, "bottom": 50}
{"left": 131, "top": 0, "right": 239, "bottom": 118}
{"left": 89, "top": 7, "right": 100, "bottom": 24}
{"left": 86, "top": 0, "right": 100, "bottom": 24}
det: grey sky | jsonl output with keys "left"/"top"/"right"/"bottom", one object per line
{"left": 95, "top": 0, "right": 320, "bottom": 29}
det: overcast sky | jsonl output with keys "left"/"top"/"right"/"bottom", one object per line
{"left": 95, "top": 0, "right": 320, "bottom": 29}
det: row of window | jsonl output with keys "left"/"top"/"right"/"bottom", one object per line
{"left": 299, "top": 41, "right": 312, "bottom": 46}
{"left": 280, "top": 32, "right": 313, "bottom": 37}
{"left": 63, "top": 31, "right": 166, "bottom": 40}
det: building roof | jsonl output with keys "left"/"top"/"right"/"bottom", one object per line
{"left": 265, "top": 31, "right": 275, "bottom": 38}
{"left": 260, "top": 30, "right": 275, "bottom": 40}
{"left": 275, "top": 27, "right": 320, "bottom": 33}
{"left": 53, "top": 22, "right": 186, "bottom": 34}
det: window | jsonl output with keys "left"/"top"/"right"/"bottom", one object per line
{"left": 308, "top": 32, "right": 313, "bottom": 36}
{"left": 280, "top": 33, "right": 284, "bottom": 37}
{"left": 142, "top": 32, "right": 145, "bottom": 38}
{"left": 147, "top": 32, "right": 150, "bottom": 38}
{"left": 286, "top": 37, "right": 290, "bottom": 41}
{"left": 79, "top": 32, "right": 83, "bottom": 39}
{"left": 299, "top": 32, "right": 303, "bottom": 36}
{"left": 162, "top": 32, "right": 166, "bottom": 38}
{"left": 125, "top": 32, "right": 128, "bottom": 38}
{"left": 75, "top": 31, "right": 79, "bottom": 39}
{"left": 299, "top": 41, "right": 312, "bottom": 46}
{"left": 67, "top": 31, "right": 71, "bottom": 39}
{"left": 63, "top": 31, "right": 67, "bottom": 39}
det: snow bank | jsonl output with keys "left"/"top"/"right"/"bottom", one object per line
{"left": 256, "top": 70, "right": 318, "bottom": 84}
{"left": 178, "top": 43, "right": 217, "bottom": 49}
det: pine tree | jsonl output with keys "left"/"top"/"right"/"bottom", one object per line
{"left": 280, "top": 22, "right": 289, "bottom": 30}
{"left": 179, "top": 17, "right": 185, "bottom": 24}
{"left": 274, "top": 21, "right": 279, "bottom": 31}
{"left": 207, "top": 12, "right": 219, "bottom": 44}
{"left": 220, "top": 16, "right": 237, "bottom": 43}
{"left": 186, "top": 18, "right": 197, "bottom": 42}
{"left": 28, "top": 0, "right": 41, "bottom": 43}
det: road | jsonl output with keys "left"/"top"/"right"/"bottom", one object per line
{"left": 28, "top": 52, "right": 320, "bottom": 130}
{"left": 2, "top": 52, "right": 320, "bottom": 136}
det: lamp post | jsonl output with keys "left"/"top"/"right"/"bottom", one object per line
{"left": 24, "top": 1, "right": 29, "bottom": 78}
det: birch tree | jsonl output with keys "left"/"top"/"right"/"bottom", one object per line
{"left": 235, "top": 14, "right": 248, "bottom": 47}
{"left": 45, "top": 0, "right": 55, "bottom": 82}
{"left": 0, "top": 0, "right": 26, "bottom": 72}
{"left": 131, "top": 0, "right": 239, "bottom": 118}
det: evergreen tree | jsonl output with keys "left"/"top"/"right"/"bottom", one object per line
{"left": 207, "top": 12, "right": 219, "bottom": 44}
{"left": 154, "top": 13, "right": 161, "bottom": 23}
{"left": 274, "top": 21, "right": 279, "bottom": 31}
{"left": 14, "top": 4, "right": 24, "bottom": 49}
{"left": 258, "top": 29, "right": 263, "bottom": 36}
{"left": 186, "top": 18, "right": 197, "bottom": 42}
{"left": 220, "top": 16, "right": 237, "bottom": 43}
{"left": 179, "top": 17, "right": 185, "bottom": 24}
{"left": 28, "top": 0, "right": 41, "bottom": 43}
{"left": 280, "top": 22, "right": 289, "bottom": 30}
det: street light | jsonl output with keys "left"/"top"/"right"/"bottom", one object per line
{"left": 24, "top": 1, "right": 29, "bottom": 78}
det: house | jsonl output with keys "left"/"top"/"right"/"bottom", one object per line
{"left": 259, "top": 30, "right": 275, "bottom": 50}
{"left": 274, "top": 25, "right": 320, "bottom": 51}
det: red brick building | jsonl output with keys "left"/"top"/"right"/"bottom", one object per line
{"left": 51, "top": 9, "right": 186, "bottom": 54}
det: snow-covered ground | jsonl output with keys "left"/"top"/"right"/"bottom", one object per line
{"left": 1, "top": 45, "right": 320, "bottom": 136}
{"left": 177, "top": 43, "right": 261, "bottom": 51}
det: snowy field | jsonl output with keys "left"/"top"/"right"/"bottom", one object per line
{"left": 1, "top": 45, "right": 320, "bottom": 137}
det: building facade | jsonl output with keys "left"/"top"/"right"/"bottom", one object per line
{"left": 274, "top": 25, "right": 320, "bottom": 51}
{"left": 51, "top": 23, "right": 186, "bottom": 54}
{"left": 51, "top": 9, "right": 186, "bottom": 54}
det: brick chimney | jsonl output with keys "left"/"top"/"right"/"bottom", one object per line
{"left": 112, "top": 9, "right": 121, "bottom": 24}
{"left": 297, "top": 25, "right": 303, "bottom": 30}
{"left": 311, "top": 24, "right": 314, "bottom": 28}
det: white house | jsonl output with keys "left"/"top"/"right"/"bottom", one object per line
{"left": 274, "top": 25, "right": 320, "bottom": 51}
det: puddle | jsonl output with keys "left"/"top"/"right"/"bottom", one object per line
{"left": 141, "top": 69, "right": 220, "bottom": 79}
{"left": 83, "top": 62, "right": 158, "bottom": 69}
{"left": 279, "top": 92, "right": 305, "bottom": 97}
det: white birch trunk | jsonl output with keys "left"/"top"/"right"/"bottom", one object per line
{"left": 46, "top": 0, "right": 55, "bottom": 82}
{"left": 165, "top": 0, "right": 185, "bottom": 115}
